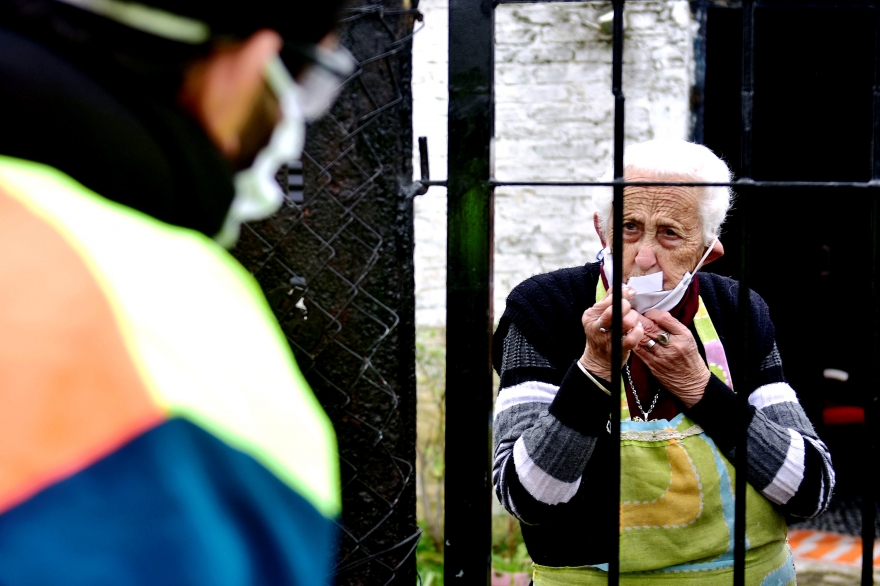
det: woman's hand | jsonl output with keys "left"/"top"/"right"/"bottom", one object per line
{"left": 632, "top": 310, "right": 710, "bottom": 407}
{"left": 580, "top": 288, "right": 645, "bottom": 380}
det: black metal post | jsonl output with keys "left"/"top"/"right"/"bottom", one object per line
{"left": 866, "top": 198, "right": 879, "bottom": 586}
{"left": 445, "top": 1, "right": 494, "bottom": 584}
{"left": 734, "top": 2, "right": 755, "bottom": 585}
{"left": 864, "top": 6, "right": 880, "bottom": 585}
{"left": 690, "top": 2, "right": 709, "bottom": 145}
{"left": 609, "top": 1, "right": 625, "bottom": 584}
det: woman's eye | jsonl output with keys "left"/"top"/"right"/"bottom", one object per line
{"left": 623, "top": 222, "right": 637, "bottom": 231}
{"left": 664, "top": 229, "right": 678, "bottom": 238}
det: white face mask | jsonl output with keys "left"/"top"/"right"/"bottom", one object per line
{"left": 295, "top": 44, "right": 357, "bottom": 121}
{"left": 601, "top": 237, "right": 717, "bottom": 314}
{"left": 214, "top": 48, "right": 355, "bottom": 248}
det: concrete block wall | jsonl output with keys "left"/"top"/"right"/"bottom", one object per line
{"left": 413, "top": 1, "right": 695, "bottom": 327}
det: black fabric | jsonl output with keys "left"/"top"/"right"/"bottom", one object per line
{"left": 500, "top": 367, "right": 564, "bottom": 389}
{"left": 548, "top": 362, "right": 613, "bottom": 436}
{"left": 0, "top": 27, "right": 235, "bottom": 237}
{"left": 0, "top": 0, "right": 343, "bottom": 80}
{"left": 494, "top": 263, "right": 601, "bottom": 375}
{"left": 696, "top": 272, "right": 781, "bottom": 388}
{"left": 501, "top": 324, "right": 554, "bottom": 372}
{"left": 518, "top": 435, "right": 616, "bottom": 567}
{"left": 494, "top": 262, "right": 777, "bottom": 387}
{"left": 687, "top": 373, "right": 756, "bottom": 455}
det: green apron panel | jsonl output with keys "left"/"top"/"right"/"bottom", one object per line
{"left": 534, "top": 541, "right": 795, "bottom": 586}
{"left": 620, "top": 427, "right": 729, "bottom": 572}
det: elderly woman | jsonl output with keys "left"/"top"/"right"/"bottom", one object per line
{"left": 492, "top": 140, "right": 834, "bottom": 585}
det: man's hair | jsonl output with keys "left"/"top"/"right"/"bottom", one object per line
{"left": 593, "top": 139, "right": 733, "bottom": 247}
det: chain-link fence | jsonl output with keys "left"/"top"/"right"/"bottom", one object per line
{"left": 232, "top": 2, "right": 420, "bottom": 583}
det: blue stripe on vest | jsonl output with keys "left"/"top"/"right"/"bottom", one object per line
{"left": 0, "top": 418, "right": 337, "bottom": 586}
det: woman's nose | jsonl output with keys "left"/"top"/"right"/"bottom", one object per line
{"left": 634, "top": 244, "right": 657, "bottom": 271}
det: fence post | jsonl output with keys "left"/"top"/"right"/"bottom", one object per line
{"left": 232, "top": 6, "right": 419, "bottom": 583}
{"left": 734, "top": 2, "right": 756, "bottom": 585}
{"left": 445, "top": 0, "right": 495, "bottom": 584}
{"left": 609, "top": 1, "right": 626, "bottom": 584}
{"left": 864, "top": 6, "right": 880, "bottom": 585}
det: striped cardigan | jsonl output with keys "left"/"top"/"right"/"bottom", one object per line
{"left": 492, "top": 263, "right": 835, "bottom": 567}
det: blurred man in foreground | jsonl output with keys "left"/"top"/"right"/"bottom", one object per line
{"left": 0, "top": 1, "right": 354, "bottom": 583}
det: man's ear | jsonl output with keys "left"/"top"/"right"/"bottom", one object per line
{"left": 593, "top": 213, "right": 607, "bottom": 248}
{"left": 702, "top": 239, "right": 725, "bottom": 266}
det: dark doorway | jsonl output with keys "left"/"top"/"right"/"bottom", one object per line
{"left": 702, "top": 4, "right": 875, "bottom": 495}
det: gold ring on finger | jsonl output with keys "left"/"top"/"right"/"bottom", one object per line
{"left": 657, "top": 332, "right": 670, "bottom": 346}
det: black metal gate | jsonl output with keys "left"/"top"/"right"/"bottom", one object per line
{"left": 232, "top": 2, "right": 420, "bottom": 584}
{"left": 444, "top": 0, "right": 879, "bottom": 584}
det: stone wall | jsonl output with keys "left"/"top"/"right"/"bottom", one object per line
{"left": 413, "top": 1, "right": 695, "bottom": 327}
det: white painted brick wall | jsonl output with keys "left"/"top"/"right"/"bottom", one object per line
{"left": 412, "top": 0, "right": 449, "bottom": 328}
{"left": 413, "top": 1, "right": 694, "bottom": 327}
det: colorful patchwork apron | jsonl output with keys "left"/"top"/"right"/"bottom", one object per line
{"left": 532, "top": 284, "right": 795, "bottom": 585}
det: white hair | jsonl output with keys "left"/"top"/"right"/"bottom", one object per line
{"left": 593, "top": 139, "right": 733, "bottom": 246}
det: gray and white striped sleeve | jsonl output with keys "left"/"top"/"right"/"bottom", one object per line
{"left": 493, "top": 324, "right": 612, "bottom": 523}
{"left": 689, "top": 342, "right": 835, "bottom": 519}
{"left": 746, "top": 370, "right": 835, "bottom": 517}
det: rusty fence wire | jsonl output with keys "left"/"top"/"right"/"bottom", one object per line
{"left": 232, "top": 2, "right": 421, "bottom": 584}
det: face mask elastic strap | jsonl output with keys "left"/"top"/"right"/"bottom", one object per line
{"left": 692, "top": 236, "right": 718, "bottom": 275}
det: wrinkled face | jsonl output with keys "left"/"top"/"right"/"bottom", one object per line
{"left": 613, "top": 171, "right": 706, "bottom": 290}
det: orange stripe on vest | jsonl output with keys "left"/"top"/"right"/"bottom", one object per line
{"left": 0, "top": 186, "right": 164, "bottom": 514}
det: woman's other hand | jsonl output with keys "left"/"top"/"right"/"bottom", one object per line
{"left": 633, "top": 310, "right": 710, "bottom": 407}
{"left": 580, "top": 287, "right": 645, "bottom": 380}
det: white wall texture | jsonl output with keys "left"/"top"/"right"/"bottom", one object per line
{"left": 412, "top": 0, "right": 449, "bottom": 328}
{"left": 412, "top": 1, "right": 695, "bottom": 327}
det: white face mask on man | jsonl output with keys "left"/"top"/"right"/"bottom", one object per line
{"left": 214, "top": 47, "right": 355, "bottom": 248}
{"left": 601, "top": 237, "right": 718, "bottom": 314}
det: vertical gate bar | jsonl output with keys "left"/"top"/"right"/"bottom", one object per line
{"left": 864, "top": 6, "right": 880, "bottom": 585}
{"left": 734, "top": 1, "right": 755, "bottom": 585}
{"left": 445, "top": 0, "right": 494, "bottom": 584}
{"left": 610, "top": 1, "right": 625, "bottom": 584}
{"left": 739, "top": 0, "right": 755, "bottom": 182}
{"left": 690, "top": 1, "right": 709, "bottom": 145}
{"left": 867, "top": 199, "right": 879, "bottom": 586}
